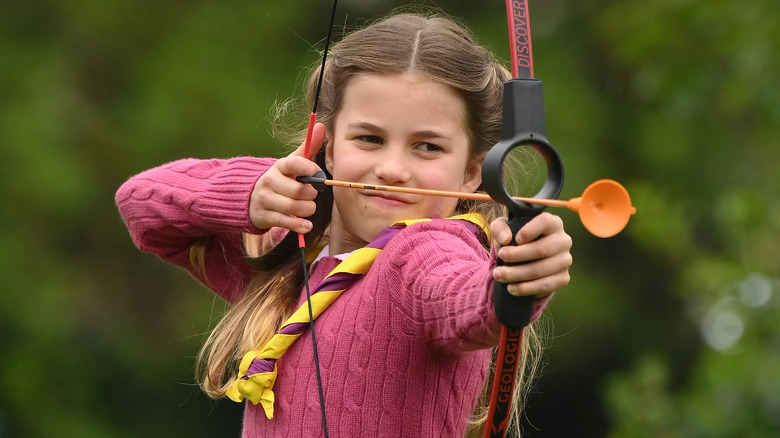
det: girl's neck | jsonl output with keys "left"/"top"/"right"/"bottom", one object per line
{"left": 326, "top": 223, "right": 366, "bottom": 256}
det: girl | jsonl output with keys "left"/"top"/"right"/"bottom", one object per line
{"left": 116, "top": 12, "right": 572, "bottom": 438}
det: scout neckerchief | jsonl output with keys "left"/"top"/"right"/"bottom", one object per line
{"left": 226, "top": 213, "right": 489, "bottom": 419}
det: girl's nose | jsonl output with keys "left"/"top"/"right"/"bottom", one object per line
{"left": 374, "top": 149, "right": 411, "bottom": 185}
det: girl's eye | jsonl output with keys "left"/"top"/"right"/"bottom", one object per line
{"left": 417, "top": 143, "right": 443, "bottom": 153}
{"left": 357, "top": 135, "right": 383, "bottom": 145}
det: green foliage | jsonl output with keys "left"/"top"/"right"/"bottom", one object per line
{"left": 1, "top": 0, "right": 777, "bottom": 436}
{"left": 586, "top": 0, "right": 780, "bottom": 436}
{"left": 605, "top": 275, "right": 780, "bottom": 437}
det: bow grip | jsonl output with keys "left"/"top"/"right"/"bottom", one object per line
{"left": 493, "top": 209, "right": 542, "bottom": 328}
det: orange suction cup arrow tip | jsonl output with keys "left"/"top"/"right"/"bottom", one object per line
{"left": 568, "top": 179, "right": 636, "bottom": 238}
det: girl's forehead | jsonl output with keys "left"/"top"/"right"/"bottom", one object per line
{"left": 338, "top": 72, "right": 467, "bottom": 123}
{"left": 346, "top": 71, "right": 447, "bottom": 91}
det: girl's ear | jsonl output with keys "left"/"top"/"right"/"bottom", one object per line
{"left": 324, "top": 133, "right": 335, "bottom": 174}
{"left": 461, "top": 159, "right": 483, "bottom": 193}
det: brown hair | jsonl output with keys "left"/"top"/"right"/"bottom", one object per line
{"left": 195, "top": 11, "right": 543, "bottom": 437}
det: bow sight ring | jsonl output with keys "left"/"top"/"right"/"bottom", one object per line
{"left": 482, "top": 78, "right": 564, "bottom": 211}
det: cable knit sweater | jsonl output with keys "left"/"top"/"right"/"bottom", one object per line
{"left": 115, "top": 157, "right": 551, "bottom": 437}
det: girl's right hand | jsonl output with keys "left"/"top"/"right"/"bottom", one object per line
{"left": 249, "top": 122, "right": 327, "bottom": 234}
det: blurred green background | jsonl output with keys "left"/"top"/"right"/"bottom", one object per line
{"left": 1, "top": 0, "right": 778, "bottom": 436}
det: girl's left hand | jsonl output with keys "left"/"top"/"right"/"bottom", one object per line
{"left": 489, "top": 212, "right": 573, "bottom": 297}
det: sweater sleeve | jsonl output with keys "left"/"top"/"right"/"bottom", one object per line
{"left": 379, "top": 220, "right": 553, "bottom": 355}
{"left": 114, "top": 157, "right": 276, "bottom": 303}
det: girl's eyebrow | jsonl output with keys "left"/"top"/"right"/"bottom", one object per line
{"left": 347, "top": 121, "right": 450, "bottom": 140}
{"left": 346, "top": 121, "right": 384, "bottom": 132}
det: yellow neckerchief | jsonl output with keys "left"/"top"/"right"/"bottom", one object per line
{"left": 226, "top": 213, "right": 488, "bottom": 418}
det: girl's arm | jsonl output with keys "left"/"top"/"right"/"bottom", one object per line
{"left": 115, "top": 157, "right": 276, "bottom": 302}
{"left": 116, "top": 124, "right": 326, "bottom": 302}
{"left": 381, "top": 220, "right": 559, "bottom": 354}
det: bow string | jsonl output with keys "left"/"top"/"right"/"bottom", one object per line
{"left": 298, "top": 0, "right": 339, "bottom": 436}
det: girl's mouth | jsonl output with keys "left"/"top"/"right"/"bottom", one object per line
{"left": 363, "top": 192, "right": 413, "bottom": 207}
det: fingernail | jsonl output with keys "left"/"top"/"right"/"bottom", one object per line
{"left": 498, "top": 231, "right": 511, "bottom": 243}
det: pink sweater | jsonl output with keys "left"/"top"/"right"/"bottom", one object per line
{"left": 115, "top": 157, "right": 550, "bottom": 437}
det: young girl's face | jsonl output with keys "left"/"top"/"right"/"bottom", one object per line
{"left": 325, "top": 72, "right": 482, "bottom": 254}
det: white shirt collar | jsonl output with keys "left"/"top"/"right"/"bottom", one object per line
{"left": 312, "top": 244, "right": 354, "bottom": 266}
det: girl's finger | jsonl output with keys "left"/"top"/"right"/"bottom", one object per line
{"left": 515, "top": 212, "right": 564, "bottom": 244}
{"left": 504, "top": 270, "right": 571, "bottom": 297}
{"left": 275, "top": 155, "right": 325, "bottom": 182}
{"left": 252, "top": 208, "right": 314, "bottom": 234}
{"left": 489, "top": 217, "right": 512, "bottom": 246}
{"left": 268, "top": 213, "right": 313, "bottom": 235}
{"left": 258, "top": 192, "right": 318, "bottom": 220}
{"left": 497, "top": 230, "right": 572, "bottom": 264}
{"left": 492, "top": 251, "right": 573, "bottom": 285}
{"left": 265, "top": 164, "right": 320, "bottom": 201}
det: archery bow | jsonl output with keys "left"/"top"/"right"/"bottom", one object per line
{"left": 481, "top": 1, "right": 563, "bottom": 436}
{"left": 292, "top": 2, "right": 632, "bottom": 437}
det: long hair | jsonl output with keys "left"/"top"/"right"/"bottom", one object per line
{"left": 195, "top": 11, "right": 543, "bottom": 437}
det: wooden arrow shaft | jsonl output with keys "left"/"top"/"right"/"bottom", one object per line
{"left": 322, "top": 178, "right": 572, "bottom": 209}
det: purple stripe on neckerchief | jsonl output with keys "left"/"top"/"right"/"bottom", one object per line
{"left": 365, "top": 224, "right": 405, "bottom": 250}
{"left": 279, "top": 322, "right": 311, "bottom": 335}
{"left": 244, "top": 358, "right": 276, "bottom": 377}
{"left": 461, "top": 220, "right": 478, "bottom": 232}
{"left": 459, "top": 220, "right": 483, "bottom": 241}
{"left": 313, "top": 274, "right": 359, "bottom": 295}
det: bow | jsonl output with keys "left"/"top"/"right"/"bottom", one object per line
{"left": 480, "top": 1, "right": 564, "bottom": 437}
{"left": 292, "top": 2, "right": 632, "bottom": 437}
